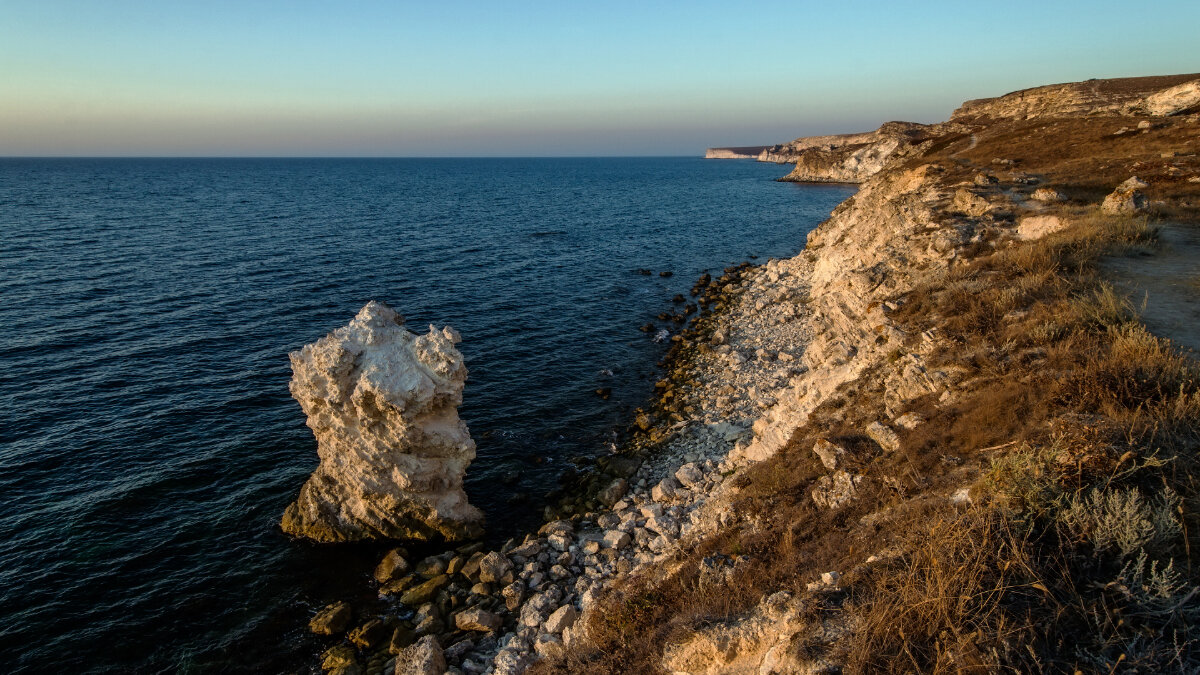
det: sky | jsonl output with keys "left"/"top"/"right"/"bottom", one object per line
{"left": 1, "top": 1, "right": 1198, "bottom": 157}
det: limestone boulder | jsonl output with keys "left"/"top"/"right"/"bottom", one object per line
{"left": 1102, "top": 177, "right": 1149, "bottom": 214}
{"left": 393, "top": 635, "right": 446, "bottom": 675}
{"left": 281, "top": 301, "right": 484, "bottom": 542}
{"left": 309, "top": 601, "right": 353, "bottom": 635}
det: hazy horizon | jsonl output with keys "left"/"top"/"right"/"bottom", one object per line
{"left": 3, "top": 0, "right": 1199, "bottom": 157}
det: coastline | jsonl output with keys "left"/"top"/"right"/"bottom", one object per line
{"left": 305, "top": 73, "right": 1200, "bottom": 674}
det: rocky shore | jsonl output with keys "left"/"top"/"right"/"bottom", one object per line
{"left": 301, "top": 72, "right": 1200, "bottom": 675}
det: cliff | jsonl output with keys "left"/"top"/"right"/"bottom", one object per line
{"left": 302, "top": 76, "right": 1200, "bottom": 675}
{"left": 705, "top": 146, "right": 771, "bottom": 159}
{"left": 281, "top": 301, "right": 484, "bottom": 543}
{"left": 528, "top": 75, "right": 1200, "bottom": 673}
{"left": 952, "top": 73, "right": 1200, "bottom": 121}
{"left": 764, "top": 74, "right": 1200, "bottom": 186}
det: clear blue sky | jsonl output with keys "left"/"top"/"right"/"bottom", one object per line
{"left": 2, "top": 0, "right": 1197, "bottom": 156}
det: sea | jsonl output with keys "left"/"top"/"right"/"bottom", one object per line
{"left": 0, "top": 157, "right": 853, "bottom": 673}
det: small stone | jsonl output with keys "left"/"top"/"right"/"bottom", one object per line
{"left": 597, "top": 478, "right": 629, "bottom": 507}
{"left": 477, "top": 552, "right": 514, "bottom": 585}
{"left": 393, "top": 635, "right": 446, "bottom": 675}
{"left": 651, "top": 476, "right": 681, "bottom": 502}
{"left": 639, "top": 503, "right": 664, "bottom": 519}
{"left": 1030, "top": 187, "right": 1066, "bottom": 203}
{"left": 400, "top": 575, "right": 450, "bottom": 606}
{"left": 674, "top": 463, "right": 703, "bottom": 488}
{"left": 866, "top": 421, "right": 901, "bottom": 452}
{"left": 812, "top": 439, "right": 846, "bottom": 471}
{"left": 500, "top": 581, "right": 525, "bottom": 611}
{"left": 603, "top": 530, "right": 631, "bottom": 550}
{"left": 596, "top": 512, "right": 620, "bottom": 529}
{"left": 538, "top": 519, "right": 574, "bottom": 536}
{"left": 534, "top": 633, "right": 566, "bottom": 659}
{"left": 811, "top": 471, "right": 863, "bottom": 510}
{"left": 894, "top": 412, "right": 925, "bottom": 430}
{"left": 646, "top": 515, "right": 680, "bottom": 537}
{"left": 455, "top": 607, "right": 502, "bottom": 633}
{"left": 460, "top": 551, "right": 486, "bottom": 580}
{"left": 547, "top": 532, "right": 572, "bottom": 552}
{"left": 321, "top": 644, "right": 357, "bottom": 672}
{"left": 492, "top": 648, "right": 532, "bottom": 675}
{"left": 388, "top": 626, "right": 416, "bottom": 654}
{"left": 309, "top": 601, "right": 353, "bottom": 635}
{"left": 414, "top": 555, "right": 448, "bottom": 579}
{"left": 373, "top": 548, "right": 411, "bottom": 584}
{"left": 348, "top": 618, "right": 388, "bottom": 649}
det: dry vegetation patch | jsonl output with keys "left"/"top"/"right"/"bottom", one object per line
{"left": 537, "top": 111, "right": 1200, "bottom": 673}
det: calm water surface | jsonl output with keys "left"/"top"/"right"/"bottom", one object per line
{"left": 0, "top": 158, "right": 852, "bottom": 672}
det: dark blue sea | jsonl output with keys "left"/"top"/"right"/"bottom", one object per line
{"left": 0, "top": 157, "right": 852, "bottom": 673}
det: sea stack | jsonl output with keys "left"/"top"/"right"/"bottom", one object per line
{"left": 281, "top": 301, "right": 484, "bottom": 542}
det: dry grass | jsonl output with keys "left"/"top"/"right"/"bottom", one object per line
{"left": 540, "top": 111, "right": 1200, "bottom": 673}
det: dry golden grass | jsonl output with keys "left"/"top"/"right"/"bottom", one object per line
{"left": 540, "top": 110, "right": 1200, "bottom": 673}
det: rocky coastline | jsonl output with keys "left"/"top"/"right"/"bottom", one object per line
{"left": 299, "top": 72, "right": 1200, "bottom": 675}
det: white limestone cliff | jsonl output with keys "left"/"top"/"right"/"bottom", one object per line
{"left": 281, "top": 301, "right": 484, "bottom": 542}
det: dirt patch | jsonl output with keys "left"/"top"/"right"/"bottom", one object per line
{"left": 1101, "top": 222, "right": 1200, "bottom": 355}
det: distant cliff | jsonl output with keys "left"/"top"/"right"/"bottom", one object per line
{"left": 704, "top": 146, "right": 770, "bottom": 159}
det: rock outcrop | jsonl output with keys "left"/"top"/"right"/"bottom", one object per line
{"left": 951, "top": 73, "right": 1200, "bottom": 121}
{"left": 281, "top": 301, "right": 484, "bottom": 542}
{"left": 767, "top": 122, "right": 936, "bottom": 184}
{"left": 705, "top": 146, "right": 771, "bottom": 159}
{"left": 1129, "top": 78, "right": 1200, "bottom": 116}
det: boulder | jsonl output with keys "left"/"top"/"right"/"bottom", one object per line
{"left": 597, "top": 478, "right": 628, "bottom": 507}
{"left": 651, "top": 476, "right": 681, "bottom": 502}
{"left": 348, "top": 618, "right": 389, "bottom": 649}
{"left": 1102, "top": 177, "right": 1149, "bottom": 214}
{"left": 321, "top": 645, "right": 358, "bottom": 672}
{"left": 811, "top": 471, "right": 863, "bottom": 510}
{"left": 414, "top": 555, "right": 448, "bottom": 579}
{"left": 1030, "top": 187, "right": 1066, "bottom": 203}
{"left": 674, "top": 463, "right": 703, "bottom": 488}
{"left": 1017, "top": 215, "right": 1067, "bottom": 241}
{"left": 374, "top": 548, "right": 411, "bottom": 584}
{"left": 399, "top": 575, "right": 450, "bottom": 606}
{"left": 812, "top": 439, "right": 846, "bottom": 471}
{"left": 393, "top": 635, "right": 446, "bottom": 675}
{"left": 477, "top": 552, "right": 514, "bottom": 584}
{"left": 455, "top": 607, "right": 503, "bottom": 633}
{"left": 603, "top": 530, "right": 631, "bottom": 550}
{"left": 309, "top": 601, "right": 353, "bottom": 635}
{"left": 543, "top": 605, "right": 578, "bottom": 635}
{"left": 281, "top": 301, "right": 484, "bottom": 542}
{"left": 866, "top": 422, "right": 901, "bottom": 452}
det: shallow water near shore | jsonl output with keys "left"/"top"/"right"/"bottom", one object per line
{"left": 0, "top": 157, "right": 852, "bottom": 672}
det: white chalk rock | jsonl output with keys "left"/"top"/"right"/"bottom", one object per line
{"left": 281, "top": 301, "right": 484, "bottom": 542}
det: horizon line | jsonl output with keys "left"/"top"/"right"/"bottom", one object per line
{"left": 0, "top": 154, "right": 726, "bottom": 160}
